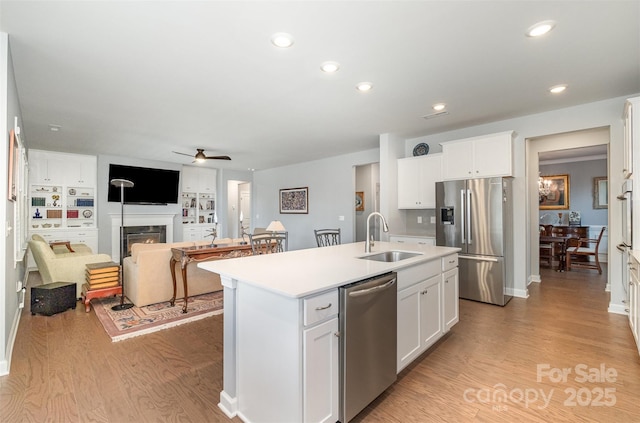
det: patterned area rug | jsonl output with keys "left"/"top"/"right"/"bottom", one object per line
{"left": 93, "top": 291, "right": 223, "bottom": 342}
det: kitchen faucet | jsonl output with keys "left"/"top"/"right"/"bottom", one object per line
{"left": 365, "top": 212, "right": 389, "bottom": 253}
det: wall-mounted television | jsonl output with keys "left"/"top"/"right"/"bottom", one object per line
{"left": 107, "top": 164, "right": 180, "bottom": 205}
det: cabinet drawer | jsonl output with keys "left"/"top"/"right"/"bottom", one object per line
{"left": 442, "top": 254, "right": 458, "bottom": 272}
{"left": 397, "top": 260, "right": 441, "bottom": 291}
{"left": 304, "top": 290, "right": 339, "bottom": 326}
{"left": 390, "top": 236, "right": 435, "bottom": 246}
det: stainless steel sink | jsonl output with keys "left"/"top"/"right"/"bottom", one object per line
{"left": 358, "top": 251, "right": 422, "bottom": 262}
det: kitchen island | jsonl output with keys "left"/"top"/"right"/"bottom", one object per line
{"left": 199, "top": 241, "right": 460, "bottom": 422}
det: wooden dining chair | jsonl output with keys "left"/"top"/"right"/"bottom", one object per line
{"left": 565, "top": 227, "right": 606, "bottom": 274}
{"left": 539, "top": 225, "right": 555, "bottom": 268}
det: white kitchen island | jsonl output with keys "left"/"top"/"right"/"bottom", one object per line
{"left": 199, "top": 241, "right": 460, "bottom": 423}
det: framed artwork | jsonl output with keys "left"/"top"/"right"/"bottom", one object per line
{"left": 593, "top": 176, "right": 608, "bottom": 209}
{"left": 539, "top": 174, "right": 570, "bottom": 210}
{"left": 355, "top": 191, "right": 364, "bottom": 211}
{"left": 8, "top": 129, "right": 17, "bottom": 201}
{"left": 279, "top": 187, "right": 308, "bottom": 214}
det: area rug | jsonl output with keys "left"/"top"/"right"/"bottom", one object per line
{"left": 93, "top": 292, "right": 223, "bottom": 342}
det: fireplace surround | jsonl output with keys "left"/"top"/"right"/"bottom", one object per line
{"left": 110, "top": 213, "right": 175, "bottom": 262}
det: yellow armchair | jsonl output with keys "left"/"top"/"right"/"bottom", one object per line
{"left": 28, "top": 236, "right": 113, "bottom": 298}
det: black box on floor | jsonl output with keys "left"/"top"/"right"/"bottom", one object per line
{"left": 31, "top": 282, "right": 77, "bottom": 316}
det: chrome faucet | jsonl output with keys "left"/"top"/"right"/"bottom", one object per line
{"left": 365, "top": 212, "right": 389, "bottom": 253}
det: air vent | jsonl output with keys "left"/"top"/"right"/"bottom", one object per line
{"left": 421, "top": 111, "right": 449, "bottom": 120}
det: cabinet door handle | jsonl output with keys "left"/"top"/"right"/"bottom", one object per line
{"left": 315, "top": 303, "right": 332, "bottom": 311}
{"left": 334, "top": 331, "right": 341, "bottom": 338}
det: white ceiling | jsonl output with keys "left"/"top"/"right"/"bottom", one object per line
{"left": 1, "top": 1, "right": 639, "bottom": 171}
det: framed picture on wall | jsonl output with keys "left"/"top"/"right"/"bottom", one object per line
{"left": 279, "top": 187, "right": 308, "bottom": 214}
{"left": 539, "top": 174, "right": 570, "bottom": 210}
{"left": 355, "top": 191, "right": 364, "bottom": 211}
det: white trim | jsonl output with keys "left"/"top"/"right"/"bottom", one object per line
{"left": 110, "top": 213, "right": 175, "bottom": 262}
{"left": 511, "top": 288, "right": 529, "bottom": 299}
{"left": 529, "top": 274, "right": 542, "bottom": 284}
{"left": 608, "top": 302, "right": 628, "bottom": 315}
{"left": 218, "top": 391, "right": 238, "bottom": 418}
{"left": 1, "top": 303, "right": 22, "bottom": 376}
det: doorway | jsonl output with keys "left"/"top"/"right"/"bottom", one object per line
{"left": 227, "top": 180, "right": 251, "bottom": 239}
{"left": 355, "top": 163, "right": 380, "bottom": 242}
{"left": 528, "top": 127, "right": 610, "bottom": 290}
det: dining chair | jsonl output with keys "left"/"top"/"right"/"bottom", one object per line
{"left": 539, "top": 226, "right": 555, "bottom": 268}
{"left": 565, "top": 226, "right": 606, "bottom": 274}
{"left": 249, "top": 233, "right": 287, "bottom": 254}
{"left": 314, "top": 229, "right": 341, "bottom": 247}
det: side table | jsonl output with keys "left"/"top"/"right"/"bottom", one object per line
{"left": 81, "top": 283, "right": 122, "bottom": 312}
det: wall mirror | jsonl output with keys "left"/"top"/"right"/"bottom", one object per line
{"left": 593, "top": 176, "right": 608, "bottom": 209}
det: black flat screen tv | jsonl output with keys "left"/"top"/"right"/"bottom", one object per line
{"left": 107, "top": 164, "right": 180, "bottom": 205}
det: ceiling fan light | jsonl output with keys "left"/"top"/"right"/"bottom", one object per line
{"left": 549, "top": 84, "right": 567, "bottom": 94}
{"left": 526, "top": 20, "right": 556, "bottom": 37}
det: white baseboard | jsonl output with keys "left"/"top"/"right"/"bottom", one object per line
{"left": 608, "top": 302, "right": 628, "bottom": 315}
{"left": 529, "top": 274, "right": 542, "bottom": 284}
{"left": 1, "top": 304, "right": 22, "bottom": 376}
{"left": 511, "top": 288, "right": 529, "bottom": 299}
{"left": 218, "top": 390, "right": 238, "bottom": 418}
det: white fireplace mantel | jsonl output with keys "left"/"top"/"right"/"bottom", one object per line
{"left": 110, "top": 213, "right": 175, "bottom": 261}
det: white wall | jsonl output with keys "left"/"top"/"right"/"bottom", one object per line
{"left": 405, "top": 95, "right": 635, "bottom": 312}
{"left": 1, "top": 32, "right": 27, "bottom": 376}
{"left": 253, "top": 149, "right": 379, "bottom": 251}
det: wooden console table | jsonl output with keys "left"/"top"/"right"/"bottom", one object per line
{"left": 170, "top": 243, "right": 253, "bottom": 313}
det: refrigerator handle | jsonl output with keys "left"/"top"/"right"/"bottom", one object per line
{"left": 466, "top": 189, "right": 472, "bottom": 245}
{"left": 460, "top": 189, "right": 466, "bottom": 243}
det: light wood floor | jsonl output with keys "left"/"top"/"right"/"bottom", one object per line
{"left": 1, "top": 266, "right": 639, "bottom": 422}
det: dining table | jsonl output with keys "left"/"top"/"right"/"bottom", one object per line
{"left": 540, "top": 235, "right": 573, "bottom": 272}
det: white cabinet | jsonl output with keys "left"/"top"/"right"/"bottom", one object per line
{"left": 181, "top": 166, "right": 217, "bottom": 236}
{"left": 630, "top": 255, "right": 640, "bottom": 355}
{"left": 303, "top": 317, "right": 339, "bottom": 423}
{"left": 29, "top": 150, "right": 65, "bottom": 184}
{"left": 397, "top": 154, "right": 441, "bottom": 209}
{"left": 397, "top": 274, "right": 442, "bottom": 371}
{"left": 441, "top": 131, "right": 513, "bottom": 180}
{"left": 397, "top": 254, "right": 459, "bottom": 372}
{"left": 442, "top": 268, "right": 459, "bottom": 332}
{"left": 624, "top": 97, "right": 640, "bottom": 179}
{"left": 389, "top": 235, "right": 435, "bottom": 246}
{"left": 182, "top": 166, "right": 217, "bottom": 193}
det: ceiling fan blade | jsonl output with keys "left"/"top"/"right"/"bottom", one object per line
{"left": 205, "top": 155, "right": 232, "bottom": 161}
{"left": 172, "top": 151, "right": 195, "bottom": 158}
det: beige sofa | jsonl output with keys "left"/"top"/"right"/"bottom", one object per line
{"left": 123, "top": 240, "right": 237, "bottom": 307}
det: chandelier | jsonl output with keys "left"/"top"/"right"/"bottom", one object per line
{"left": 539, "top": 174, "right": 551, "bottom": 200}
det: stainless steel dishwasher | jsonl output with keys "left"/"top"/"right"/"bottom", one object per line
{"left": 339, "top": 271, "right": 397, "bottom": 422}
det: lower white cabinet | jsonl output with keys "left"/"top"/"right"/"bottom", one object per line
{"left": 630, "top": 255, "right": 640, "bottom": 355}
{"left": 182, "top": 225, "right": 215, "bottom": 242}
{"left": 397, "top": 274, "right": 442, "bottom": 371}
{"left": 396, "top": 253, "right": 459, "bottom": 372}
{"left": 443, "top": 268, "right": 459, "bottom": 332}
{"left": 303, "top": 317, "right": 339, "bottom": 423}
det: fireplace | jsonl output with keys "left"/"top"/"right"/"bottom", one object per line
{"left": 122, "top": 225, "right": 167, "bottom": 257}
{"left": 110, "top": 213, "right": 175, "bottom": 262}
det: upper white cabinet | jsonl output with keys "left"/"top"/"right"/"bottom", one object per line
{"left": 397, "top": 154, "right": 442, "bottom": 209}
{"left": 182, "top": 166, "right": 217, "bottom": 193}
{"left": 623, "top": 97, "right": 640, "bottom": 179}
{"left": 441, "top": 131, "right": 514, "bottom": 180}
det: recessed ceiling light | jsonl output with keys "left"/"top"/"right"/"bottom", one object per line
{"left": 356, "top": 82, "right": 373, "bottom": 92}
{"left": 320, "top": 61, "right": 340, "bottom": 73}
{"left": 432, "top": 103, "right": 446, "bottom": 112}
{"left": 549, "top": 84, "right": 567, "bottom": 94}
{"left": 48, "top": 124, "right": 62, "bottom": 132}
{"left": 526, "top": 20, "right": 556, "bottom": 37}
{"left": 271, "top": 32, "right": 294, "bottom": 48}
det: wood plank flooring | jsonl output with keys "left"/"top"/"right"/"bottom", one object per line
{"left": 1, "top": 266, "right": 639, "bottom": 422}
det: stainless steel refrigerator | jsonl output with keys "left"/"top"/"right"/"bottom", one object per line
{"left": 436, "top": 177, "right": 513, "bottom": 306}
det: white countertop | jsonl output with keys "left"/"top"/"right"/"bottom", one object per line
{"left": 198, "top": 241, "right": 460, "bottom": 298}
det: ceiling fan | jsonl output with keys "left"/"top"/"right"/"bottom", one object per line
{"left": 173, "top": 148, "right": 231, "bottom": 162}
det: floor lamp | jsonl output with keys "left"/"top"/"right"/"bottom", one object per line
{"left": 111, "top": 178, "right": 134, "bottom": 311}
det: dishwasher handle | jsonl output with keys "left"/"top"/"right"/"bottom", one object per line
{"left": 348, "top": 278, "right": 396, "bottom": 297}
